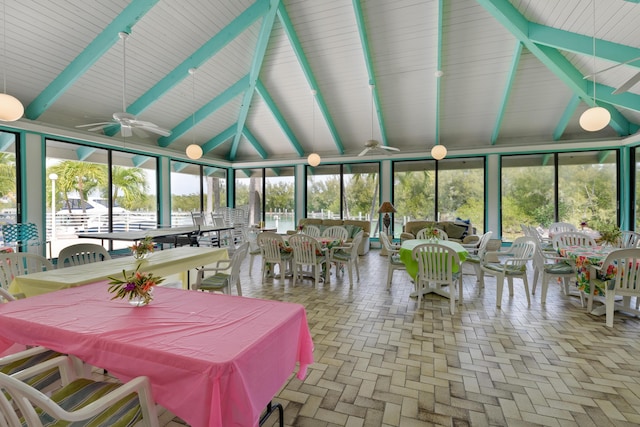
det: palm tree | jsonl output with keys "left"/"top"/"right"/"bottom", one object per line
{"left": 48, "top": 161, "right": 107, "bottom": 213}
{"left": 0, "top": 152, "right": 16, "bottom": 203}
{"left": 111, "top": 166, "right": 148, "bottom": 210}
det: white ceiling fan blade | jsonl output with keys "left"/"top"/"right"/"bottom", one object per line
{"left": 358, "top": 147, "right": 370, "bottom": 156}
{"left": 381, "top": 146, "right": 400, "bottom": 152}
{"left": 612, "top": 71, "right": 640, "bottom": 95}
{"left": 136, "top": 124, "right": 171, "bottom": 137}
{"left": 86, "top": 125, "right": 109, "bottom": 132}
{"left": 584, "top": 55, "right": 640, "bottom": 79}
{"left": 76, "top": 122, "right": 111, "bottom": 128}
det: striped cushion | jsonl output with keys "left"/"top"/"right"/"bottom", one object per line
{"left": 199, "top": 272, "right": 229, "bottom": 291}
{"left": 1, "top": 350, "right": 61, "bottom": 390}
{"left": 483, "top": 262, "right": 526, "bottom": 274}
{"left": 331, "top": 250, "right": 351, "bottom": 261}
{"left": 37, "top": 378, "right": 143, "bottom": 427}
{"left": 544, "top": 263, "right": 573, "bottom": 274}
{"left": 465, "top": 254, "right": 480, "bottom": 264}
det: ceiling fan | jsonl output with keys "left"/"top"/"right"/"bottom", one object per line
{"left": 358, "top": 139, "right": 400, "bottom": 156}
{"left": 76, "top": 32, "right": 171, "bottom": 138}
{"left": 358, "top": 84, "right": 399, "bottom": 156}
{"left": 584, "top": 55, "right": 640, "bottom": 95}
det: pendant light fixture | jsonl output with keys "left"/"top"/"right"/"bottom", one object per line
{"left": 0, "top": 0, "right": 22, "bottom": 122}
{"left": 579, "top": 0, "right": 610, "bottom": 132}
{"left": 431, "top": 67, "right": 446, "bottom": 160}
{"left": 307, "top": 89, "right": 321, "bottom": 167}
{"left": 185, "top": 68, "right": 203, "bottom": 160}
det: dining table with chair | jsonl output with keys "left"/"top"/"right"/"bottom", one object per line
{"left": 0, "top": 282, "right": 314, "bottom": 427}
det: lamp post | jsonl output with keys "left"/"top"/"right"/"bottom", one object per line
{"left": 49, "top": 173, "right": 57, "bottom": 240}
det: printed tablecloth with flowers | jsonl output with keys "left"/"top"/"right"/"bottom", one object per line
{"left": 559, "top": 245, "right": 616, "bottom": 296}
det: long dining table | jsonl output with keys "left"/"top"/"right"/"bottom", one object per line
{"left": 8, "top": 246, "right": 228, "bottom": 297}
{"left": 77, "top": 225, "right": 235, "bottom": 248}
{"left": 0, "top": 282, "right": 314, "bottom": 427}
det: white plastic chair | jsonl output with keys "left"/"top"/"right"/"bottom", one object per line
{"left": 532, "top": 241, "right": 576, "bottom": 304}
{"left": 0, "top": 253, "right": 54, "bottom": 298}
{"left": 461, "top": 231, "right": 493, "bottom": 288}
{"left": 288, "top": 234, "right": 327, "bottom": 286}
{"left": 243, "top": 227, "right": 261, "bottom": 276}
{"left": 588, "top": 248, "right": 640, "bottom": 327}
{"left": 416, "top": 227, "right": 448, "bottom": 240}
{"left": 616, "top": 230, "right": 640, "bottom": 248}
{"left": 322, "top": 226, "right": 349, "bottom": 241}
{"left": 0, "top": 355, "right": 159, "bottom": 427}
{"left": 57, "top": 243, "right": 111, "bottom": 268}
{"left": 328, "top": 231, "right": 363, "bottom": 286}
{"left": 379, "top": 231, "right": 406, "bottom": 289}
{"left": 551, "top": 231, "right": 597, "bottom": 250}
{"left": 257, "top": 232, "right": 291, "bottom": 280}
{"left": 481, "top": 236, "right": 536, "bottom": 307}
{"left": 302, "top": 225, "right": 321, "bottom": 238}
{"left": 411, "top": 242, "right": 462, "bottom": 314}
{"left": 193, "top": 242, "right": 248, "bottom": 296}
{"left": 549, "top": 222, "right": 577, "bottom": 236}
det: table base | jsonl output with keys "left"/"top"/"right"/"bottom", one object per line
{"left": 260, "top": 401, "right": 284, "bottom": 427}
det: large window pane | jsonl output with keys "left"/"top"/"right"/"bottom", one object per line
{"left": 46, "top": 139, "right": 109, "bottom": 256}
{"left": 0, "top": 131, "right": 17, "bottom": 227}
{"left": 265, "top": 167, "right": 294, "bottom": 233}
{"left": 111, "top": 151, "right": 157, "bottom": 232}
{"left": 558, "top": 150, "right": 617, "bottom": 229}
{"left": 343, "top": 163, "right": 379, "bottom": 236}
{"left": 235, "top": 168, "right": 263, "bottom": 226}
{"left": 436, "top": 157, "right": 484, "bottom": 234}
{"left": 307, "top": 164, "right": 341, "bottom": 219}
{"left": 204, "top": 167, "right": 227, "bottom": 213}
{"left": 170, "top": 161, "right": 202, "bottom": 226}
{"left": 501, "top": 154, "right": 554, "bottom": 241}
{"left": 393, "top": 160, "right": 436, "bottom": 239}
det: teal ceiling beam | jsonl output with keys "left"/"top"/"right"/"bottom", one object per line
{"left": 492, "top": 42, "right": 523, "bottom": 145}
{"left": 241, "top": 127, "right": 268, "bottom": 159}
{"left": 0, "top": 133, "right": 15, "bottom": 151}
{"left": 158, "top": 75, "right": 249, "bottom": 147}
{"left": 202, "top": 124, "right": 236, "bottom": 153}
{"left": 126, "top": 0, "right": 270, "bottom": 118}
{"left": 435, "top": 0, "right": 444, "bottom": 146}
{"left": 255, "top": 79, "right": 304, "bottom": 156}
{"left": 270, "top": 168, "right": 280, "bottom": 176}
{"left": 131, "top": 155, "right": 152, "bottom": 167}
{"left": 25, "top": 0, "right": 159, "bottom": 120}
{"left": 588, "top": 82, "right": 640, "bottom": 134}
{"left": 553, "top": 95, "right": 580, "bottom": 140}
{"left": 76, "top": 146, "right": 96, "bottom": 161}
{"left": 529, "top": 23, "right": 640, "bottom": 71}
{"left": 277, "top": 3, "right": 345, "bottom": 154}
{"left": 173, "top": 162, "right": 188, "bottom": 172}
{"left": 625, "top": 0, "right": 640, "bottom": 3}
{"left": 229, "top": 0, "right": 279, "bottom": 161}
{"left": 352, "top": 0, "right": 387, "bottom": 146}
{"left": 598, "top": 151, "right": 612, "bottom": 163}
{"left": 541, "top": 153, "right": 553, "bottom": 166}
{"left": 204, "top": 166, "right": 222, "bottom": 176}
{"left": 476, "top": 0, "right": 629, "bottom": 134}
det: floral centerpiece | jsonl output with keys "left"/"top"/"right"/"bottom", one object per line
{"left": 423, "top": 226, "right": 440, "bottom": 240}
{"left": 108, "top": 265, "right": 165, "bottom": 306}
{"left": 130, "top": 235, "right": 154, "bottom": 260}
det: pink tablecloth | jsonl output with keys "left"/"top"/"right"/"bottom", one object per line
{"left": 0, "top": 283, "right": 314, "bottom": 427}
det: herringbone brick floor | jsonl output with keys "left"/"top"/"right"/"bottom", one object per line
{"left": 160, "top": 249, "right": 640, "bottom": 427}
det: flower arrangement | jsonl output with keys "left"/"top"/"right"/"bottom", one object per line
{"left": 108, "top": 265, "right": 165, "bottom": 306}
{"left": 297, "top": 224, "right": 304, "bottom": 233}
{"left": 130, "top": 235, "right": 154, "bottom": 259}
{"left": 423, "top": 226, "right": 440, "bottom": 240}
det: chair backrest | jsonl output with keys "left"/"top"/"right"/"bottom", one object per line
{"left": 211, "top": 214, "right": 227, "bottom": 228}
{"left": 379, "top": 230, "right": 393, "bottom": 253}
{"left": 303, "top": 225, "right": 321, "bottom": 238}
{"left": 552, "top": 231, "right": 596, "bottom": 250}
{"left": 228, "top": 242, "right": 249, "bottom": 290}
{"left": 0, "top": 253, "right": 54, "bottom": 291}
{"left": 416, "top": 227, "right": 448, "bottom": 240}
{"left": 345, "top": 231, "right": 364, "bottom": 262}
{"left": 599, "top": 248, "right": 640, "bottom": 297}
{"left": 475, "top": 231, "right": 494, "bottom": 258}
{"left": 322, "top": 226, "right": 349, "bottom": 240}
{"left": 288, "top": 234, "right": 322, "bottom": 265}
{"left": 257, "top": 232, "right": 286, "bottom": 263}
{"left": 411, "top": 243, "right": 460, "bottom": 284}
{"left": 1, "top": 223, "right": 43, "bottom": 253}
{"left": 549, "top": 222, "right": 577, "bottom": 235}
{"left": 616, "top": 230, "right": 640, "bottom": 248}
{"left": 57, "top": 243, "right": 111, "bottom": 268}
{"left": 191, "top": 211, "right": 207, "bottom": 227}
{"left": 506, "top": 236, "right": 536, "bottom": 269}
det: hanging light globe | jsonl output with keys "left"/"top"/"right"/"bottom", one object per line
{"left": 579, "top": 106, "right": 610, "bottom": 132}
{"left": 185, "top": 144, "right": 203, "bottom": 160}
{"left": 0, "top": 93, "right": 23, "bottom": 122}
{"left": 307, "top": 153, "right": 321, "bottom": 167}
{"left": 431, "top": 144, "right": 447, "bottom": 160}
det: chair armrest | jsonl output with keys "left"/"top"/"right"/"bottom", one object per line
{"left": 11, "top": 355, "right": 76, "bottom": 385}
{"left": 0, "top": 346, "right": 52, "bottom": 365}
{"left": 197, "top": 259, "right": 232, "bottom": 275}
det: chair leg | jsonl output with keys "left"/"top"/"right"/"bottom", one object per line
{"left": 347, "top": 263, "right": 353, "bottom": 286}
{"left": 450, "top": 281, "right": 456, "bottom": 315}
{"left": 532, "top": 268, "right": 539, "bottom": 295}
{"left": 458, "top": 275, "right": 463, "bottom": 306}
{"left": 541, "top": 272, "right": 549, "bottom": 305}
{"left": 522, "top": 275, "right": 531, "bottom": 306}
{"left": 496, "top": 273, "right": 505, "bottom": 307}
{"left": 605, "top": 291, "right": 615, "bottom": 327}
{"left": 386, "top": 266, "right": 393, "bottom": 289}
{"left": 507, "top": 277, "right": 514, "bottom": 297}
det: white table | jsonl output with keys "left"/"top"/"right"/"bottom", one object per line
{"left": 8, "top": 246, "right": 228, "bottom": 297}
{"left": 77, "top": 225, "right": 235, "bottom": 247}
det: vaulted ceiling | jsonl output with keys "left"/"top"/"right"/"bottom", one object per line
{"left": 5, "top": 0, "right": 640, "bottom": 164}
